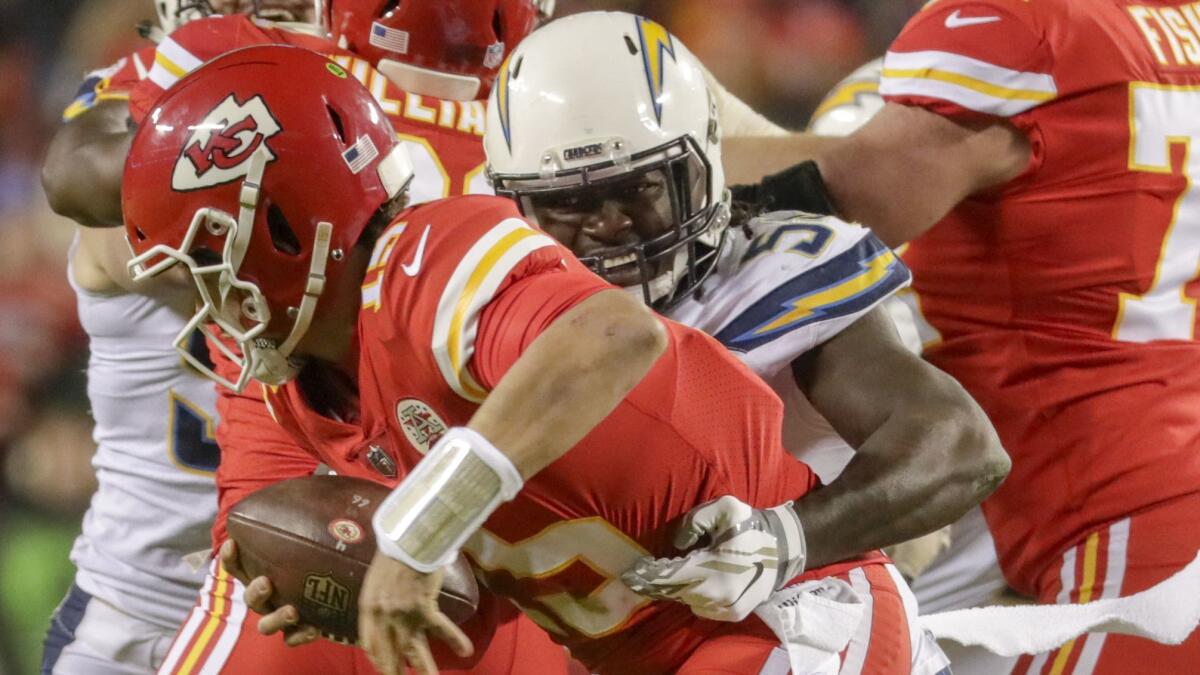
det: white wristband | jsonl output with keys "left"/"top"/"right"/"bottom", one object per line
{"left": 372, "top": 427, "right": 523, "bottom": 572}
{"left": 766, "top": 501, "right": 807, "bottom": 587}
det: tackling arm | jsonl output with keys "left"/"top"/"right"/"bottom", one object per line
{"left": 42, "top": 99, "right": 134, "bottom": 228}
{"left": 790, "top": 307, "right": 1010, "bottom": 568}
{"left": 722, "top": 103, "right": 1030, "bottom": 247}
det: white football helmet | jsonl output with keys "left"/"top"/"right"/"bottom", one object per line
{"left": 807, "top": 58, "right": 883, "bottom": 137}
{"left": 485, "top": 11, "right": 728, "bottom": 308}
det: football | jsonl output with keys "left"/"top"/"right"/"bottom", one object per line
{"left": 227, "top": 475, "right": 478, "bottom": 642}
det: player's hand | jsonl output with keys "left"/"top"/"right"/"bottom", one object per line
{"left": 359, "top": 551, "right": 473, "bottom": 675}
{"left": 219, "top": 539, "right": 320, "bottom": 647}
{"left": 621, "top": 495, "right": 806, "bottom": 622}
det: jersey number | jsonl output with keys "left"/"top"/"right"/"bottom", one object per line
{"left": 168, "top": 390, "right": 219, "bottom": 474}
{"left": 464, "top": 518, "right": 650, "bottom": 638}
{"left": 1114, "top": 84, "right": 1200, "bottom": 342}
{"left": 398, "top": 134, "right": 491, "bottom": 202}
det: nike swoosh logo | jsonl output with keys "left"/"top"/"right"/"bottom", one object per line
{"left": 944, "top": 9, "right": 1001, "bottom": 28}
{"left": 401, "top": 225, "right": 431, "bottom": 277}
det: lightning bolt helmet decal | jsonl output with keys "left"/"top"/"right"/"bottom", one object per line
{"left": 635, "top": 16, "right": 677, "bottom": 124}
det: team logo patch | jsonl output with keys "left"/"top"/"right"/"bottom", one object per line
{"left": 172, "top": 93, "right": 281, "bottom": 191}
{"left": 328, "top": 518, "right": 364, "bottom": 544}
{"left": 395, "top": 398, "right": 447, "bottom": 454}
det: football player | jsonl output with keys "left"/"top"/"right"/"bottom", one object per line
{"left": 44, "top": 2, "right": 566, "bottom": 674}
{"left": 805, "top": 58, "right": 1005, "bottom": 614}
{"left": 37, "top": 4, "right": 311, "bottom": 674}
{"left": 717, "top": 0, "right": 1200, "bottom": 671}
{"left": 116, "top": 2, "right": 571, "bottom": 674}
{"left": 483, "top": 12, "right": 1007, "bottom": 672}
{"left": 122, "top": 43, "right": 931, "bottom": 675}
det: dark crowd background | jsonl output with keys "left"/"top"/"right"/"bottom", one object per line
{"left": 0, "top": 1, "right": 920, "bottom": 671}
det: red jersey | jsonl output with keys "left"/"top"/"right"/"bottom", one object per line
{"left": 280, "top": 194, "right": 846, "bottom": 674}
{"left": 161, "top": 14, "right": 493, "bottom": 546}
{"left": 881, "top": 0, "right": 1200, "bottom": 593}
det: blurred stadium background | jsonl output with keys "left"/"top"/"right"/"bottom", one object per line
{"left": 0, "top": 0, "right": 922, "bottom": 671}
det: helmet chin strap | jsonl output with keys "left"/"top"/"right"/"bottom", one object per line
{"left": 249, "top": 221, "right": 333, "bottom": 385}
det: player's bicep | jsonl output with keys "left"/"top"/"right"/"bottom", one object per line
{"left": 817, "top": 102, "right": 1029, "bottom": 246}
{"left": 470, "top": 267, "right": 613, "bottom": 390}
{"left": 43, "top": 98, "right": 134, "bottom": 226}
{"left": 791, "top": 306, "right": 928, "bottom": 447}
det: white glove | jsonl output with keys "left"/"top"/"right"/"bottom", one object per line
{"left": 621, "top": 495, "right": 806, "bottom": 622}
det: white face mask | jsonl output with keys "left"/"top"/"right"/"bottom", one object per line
{"left": 621, "top": 248, "right": 689, "bottom": 306}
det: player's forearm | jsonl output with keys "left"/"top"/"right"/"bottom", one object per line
{"left": 42, "top": 101, "right": 133, "bottom": 228}
{"left": 793, "top": 390, "right": 1009, "bottom": 569}
{"left": 722, "top": 134, "right": 837, "bottom": 186}
{"left": 467, "top": 289, "right": 667, "bottom": 479}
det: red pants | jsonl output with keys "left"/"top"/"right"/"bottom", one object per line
{"left": 677, "top": 564, "right": 942, "bottom": 675}
{"left": 1012, "top": 492, "right": 1200, "bottom": 674}
{"left": 157, "top": 560, "right": 570, "bottom": 675}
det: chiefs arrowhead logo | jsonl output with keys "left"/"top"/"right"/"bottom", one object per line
{"left": 172, "top": 94, "right": 282, "bottom": 191}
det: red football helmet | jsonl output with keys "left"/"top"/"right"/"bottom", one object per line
{"left": 320, "top": 0, "right": 552, "bottom": 100}
{"left": 123, "top": 45, "right": 413, "bottom": 392}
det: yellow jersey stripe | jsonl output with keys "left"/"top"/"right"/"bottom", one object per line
{"left": 1047, "top": 532, "right": 1101, "bottom": 675}
{"left": 178, "top": 563, "right": 230, "bottom": 674}
{"left": 447, "top": 227, "right": 544, "bottom": 398}
{"left": 882, "top": 66, "right": 1054, "bottom": 102}
{"left": 155, "top": 51, "right": 188, "bottom": 80}
{"left": 753, "top": 249, "right": 900, "bottom": 335}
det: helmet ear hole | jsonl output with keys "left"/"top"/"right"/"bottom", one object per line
{"left": 133, "top": 225, "right": 148, "bottom": 242}
{"left": 327, "top": 104, "right": 347, "bottom": 144}
{"left": 493, "top": 10, "right": 503, "bottom": 41}
{"left": 623, "top": 35, "right": 637, "bottom": 55}
{"left": 267, "top": 203, "right": 302, "bottom": 256}
{"left": 189, "top": 247, "right": 222, "bottom": 267}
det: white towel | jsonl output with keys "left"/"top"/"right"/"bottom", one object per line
{"left": 921, "top": 551, "right": 1200, "bottom": 656}
{"left": 754, "top": 577, "right": 866, "bottom": 674}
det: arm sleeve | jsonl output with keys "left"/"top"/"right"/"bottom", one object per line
{"left": 469, "top": 264, "right": 614, "bottom": 390}
{"left": 62, "top": 47, "right": 152, "bottom": 122}
{"left": 880, "top": 0, "right": 1056, "bottom": 119}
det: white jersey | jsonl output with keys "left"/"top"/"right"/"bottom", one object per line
{"left": 67, "top": 244, "right": 218, "bottom": 631}
{"left": 667, "top": 211, "right": 911, "bottom": 479}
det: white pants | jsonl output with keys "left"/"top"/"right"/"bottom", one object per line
{"left": 43, "top": 584, "right": 174, "bottom": 675}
